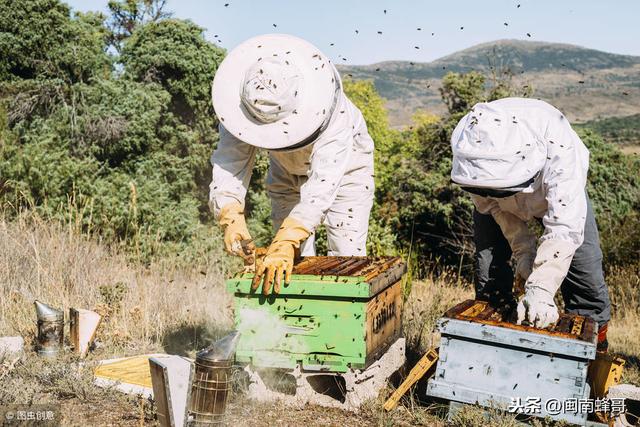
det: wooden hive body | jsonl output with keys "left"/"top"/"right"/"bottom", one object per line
{"left": 427, "top": 300, "right": 598, "bottom": 426}
{"left": 226, "top": 256, "right": 406, "bottom": 372}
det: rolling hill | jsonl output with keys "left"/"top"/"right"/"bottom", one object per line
{"left": 338, "top": 40, "right": 640, "bottom": 127}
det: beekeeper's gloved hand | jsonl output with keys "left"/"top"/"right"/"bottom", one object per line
{"left": 219, "top": 202, "right": 255, "bottom": 258}
{"left": 517, "top": 239, "right": 575, "bottom": 328}
{"left": 517, "top": 285, "right": 559, "bottom": 328}
{"left": 252, "top": 217, "right": 310, "bottom": 295}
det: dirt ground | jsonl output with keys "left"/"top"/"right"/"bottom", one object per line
{"left": 620, "top": 143, "right": 640, "bottom": 155}
{"left": 48, "top": 396, "right": 444, "bottom": 427}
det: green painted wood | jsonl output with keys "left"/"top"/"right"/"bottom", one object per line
{"left": 226, "top": 274, "right": 370, "bottom": 298}
{"left": 231, "top": 288, "right": 368, "bottom": 372}
{"left": 226, "top": 259, "right": 406, "bottom": 372}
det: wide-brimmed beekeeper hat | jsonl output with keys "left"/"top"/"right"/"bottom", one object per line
{"left": 211, "top": 34, "right": 340, "bottom": 150}
{"left": 450, "top": 101, "right": 547, "bottom": 189}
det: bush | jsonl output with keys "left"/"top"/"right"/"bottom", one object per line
{"left": 75, "top": 79, "right": 171, "bottom": 165}
{"left": 577, "top": 114, "right": 640, "bottom": 146}
{"left": 0, "top": 0, "right": 224, "bottom": 259}
{"left": 121, "top": 18, "right": 224, "bottom": 127}
{"left": 372, "top": 72, "right": 640, "bottom": 270}
{"left": 0, "top": 0, "right": 110, "bottom": 83}
{"left": 342, "top": 79, "right": 403, "bottom": 256}
{"left": 582, "top": 128, "right": 640, "bottom": 220}
{"left": 581, "top": 129, "right": 640, "bottom": 264}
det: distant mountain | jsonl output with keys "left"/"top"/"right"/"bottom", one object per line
{"left": 338, "top": 40, "right": 640, "bottom": 127}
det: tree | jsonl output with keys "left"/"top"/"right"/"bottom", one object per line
{"left": 2, "top": 0, "right": 637, "bottom": 269}
{"left": 119, "top": 18, "right": 226, "bottom": 216}
{"left": 580, "top": 129, "right": 640, "bottom": 264}
{"left": 439, "top": 71, "right": 486, "bottom": 116}
{"left": 106, "top": 0, "right": 171, "bottom": 51}
{"left": 0, "top": 0, "right": 110, "bottom": 83}
{"left": 385, "top": 71, "right": 529, "bottom": 270}
{"left": 0, "top": 0, "right": 226, "bottom": 259}
{"left": 120, "top": 19, "right": 224, "bottom": 127}
{"left": 342, "top": 79, "right": 402, "bottom": 255}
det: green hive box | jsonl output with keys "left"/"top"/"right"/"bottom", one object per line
{"left": 226, "top": 256, "right": 406, "bottom": 373}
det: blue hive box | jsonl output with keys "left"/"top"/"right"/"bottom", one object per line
{"left": 427, "top": 300, "right": 597, "bottom": 426}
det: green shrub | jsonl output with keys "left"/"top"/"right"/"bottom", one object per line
{"left": 121, "top": 18, "right": 224, "bottom": 127}
{"left": 0, "top": 0, "right": 224, "bottom": 260}
{"left": 577, "top": 114, "right": 640, "bottom": 146}
{"left": 581, "top": 129, "right": 640, "bottom": 265}
{"left": 75, "top": 79, "right": 171, "bottom": 164}
{"left": 370, "top": 72, "right": 640, "bottom": 270}
{"left": 0, "top": 0, "right": 110, "bottom": 83}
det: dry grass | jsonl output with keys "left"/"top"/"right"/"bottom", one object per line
{"left": 403, "top": 271, "right": 474, "bottom": 357}
{"left": 606, "top": 265, "right": 640, "bottom": 384}
{"left": 0, "top": 213, "right": 235, "bottom": 424}
{"left": 0, "top": 213, "right": 234, "bottom": 357}
{"left": 0, "top": 213, "right": 638, "bottom": 426}
{"left": 620, "top": 144, "right": 640, "bottom": 155}
{"left": 0, "top": 351, "right": 155, "bottom": 425}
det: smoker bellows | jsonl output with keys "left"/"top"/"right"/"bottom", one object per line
{"left": 227, "top": 256, "right": 406, "bottom": 372}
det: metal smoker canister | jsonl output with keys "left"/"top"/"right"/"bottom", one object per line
{"left": 34, "top": 301, "right": 64, "bottom": 358}
{"left": 187, "top": 331, "right": 240, "bottom": 426}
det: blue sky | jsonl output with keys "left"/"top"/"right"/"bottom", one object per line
{"left": 66, "top": 0, "right": 640, "bottom": 65}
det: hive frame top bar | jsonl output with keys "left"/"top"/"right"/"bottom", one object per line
{"left": 291, "top": 256, "right": 403, "bottom": 278}
{"left": 227, "top": 256, "right": 407, "bottom": 298}
{"left": 443, "top": 299, "right": 597, "bottom": 343}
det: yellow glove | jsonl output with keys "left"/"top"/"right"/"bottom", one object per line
{"left": 251, "top": 217, "right": 310, "bottom": 295}
{"left": 219, "top": 202, "right": 255, "bottom": 259}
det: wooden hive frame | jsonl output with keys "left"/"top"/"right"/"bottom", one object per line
{"left": 443, "top": 299, "right": 596, "bottom": 342}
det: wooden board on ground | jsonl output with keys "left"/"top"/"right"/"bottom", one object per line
{"left": 384, "top": 348, "right": 438, "bottom": 412}
{"left": 94, "top": 353, "right": 176, "bottom": 397}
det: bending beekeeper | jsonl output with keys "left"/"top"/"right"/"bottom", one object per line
{"left": 450, "top": 97, "right": 611, "bottom": 350}
{"left": 209, "top": 34, "right": 374, "bottom": 295}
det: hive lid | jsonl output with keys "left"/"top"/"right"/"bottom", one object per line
{"left": 439, "top": 299, "right": 597, "bottom": 359}
{"left": 226, "top": 256, "right": 406, "bottom": 298}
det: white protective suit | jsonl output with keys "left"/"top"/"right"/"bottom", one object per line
{"left": 451, "top": 98, "right": 590, "bottom": 326}
{"left": 209, "top": 91, "right": 375, "bottom": 256}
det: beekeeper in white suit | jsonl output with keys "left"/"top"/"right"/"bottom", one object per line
{"left": 450, "top": 97, "right": 611, "bottom": 350}
{"left": 209, "top": 34, "right": 374, "bottom": 295}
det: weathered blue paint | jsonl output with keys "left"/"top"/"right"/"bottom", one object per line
{"left": 427, "top": 317, "right": 597, "bottom": 426}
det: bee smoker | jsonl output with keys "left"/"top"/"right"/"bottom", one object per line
{"left": 34, "top": 301, "right": 64, "bottom": 358}
{"left": 187, "top": 331, "right": 240, "bottom": 426}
